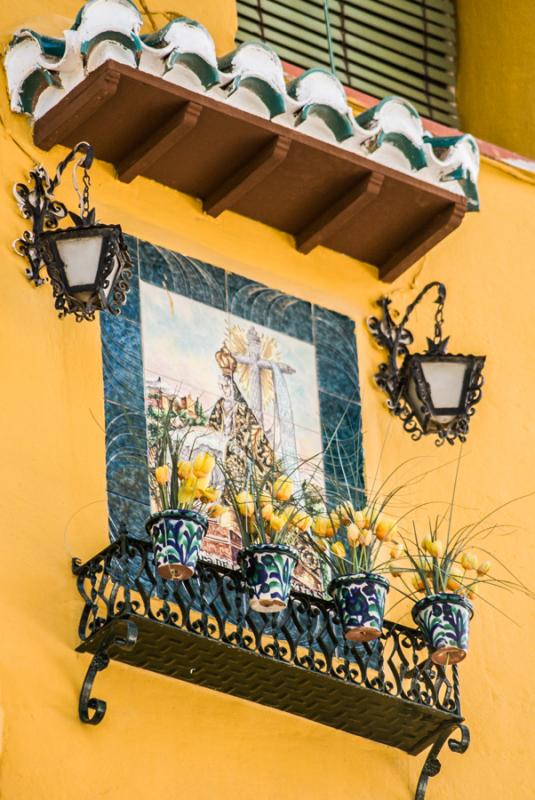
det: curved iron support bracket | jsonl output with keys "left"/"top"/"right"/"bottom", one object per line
{"left": 79, "top": 620, "right": 138, "bottom": 725}
{"left": 415, "top": 723, "right": 470, "bottom": 800}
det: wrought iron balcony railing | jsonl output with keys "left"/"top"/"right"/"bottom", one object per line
{"left": 73, "top": 533, "right": 469, "bottom": 799}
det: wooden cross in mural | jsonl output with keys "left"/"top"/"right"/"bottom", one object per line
{"left": 232, "top": 326, "right": 295, "bottom": 429}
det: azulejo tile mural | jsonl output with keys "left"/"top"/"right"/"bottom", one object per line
{"left": 101, "top": 235, "right": 364, "bottom": 595}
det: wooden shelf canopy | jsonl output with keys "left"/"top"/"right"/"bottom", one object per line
{"left": 34, "top": 60, "right": 466, "bottom": 282}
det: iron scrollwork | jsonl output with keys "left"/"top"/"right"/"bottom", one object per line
{"left": 79, "top": 619, "right": 138, "bottom": 725}
{"left": 13, "top": 142, "right": 94, "bottom": 287}
{"left": 13, "top": 141, "right": 132, "bottom": 321}
{"left": 415, "top": 723, "right": 470, "bottom": 800}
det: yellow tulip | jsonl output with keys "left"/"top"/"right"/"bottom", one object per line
{"left": 331, "top": 541, "right": 346, "bottom": 559}
{"left": 428, "top": 539, "right": 444, "bottom": 559}
{"left": 192, "top": 451, "right": 215, "bottom": 479}
{"left": 336, "top": 503, "right": 354, "bottom": 525}
{"left": 421, "top": 536, "right": 433, "bottom": 554}
{"left": 447, "top": 565, "right": 464, "bottom": 592}
{"left": 460, "top": 551, "right": 479, "bottom": 572}
{"left": 477, "top": 560, "right": 491, "bottom": 577}
{"left": 178, "top": 475, "right": 198, "bottom": 505}
{"left": 155, "top": 465, "right": 169, "bottom": 485}
{"left": 261, "top": 503, "right": 274, "bottom": 522}
{"left": 270, "top": 514, "right": 285, "bottom": 533}
{"left": 358, "top": 529, "right": 373, "bottom": 547}
{"left": 195, "top": 476, "right": 210, "bottom": 492}
{"left": 292, "top": 509, "right": 311, "bottom": 532}
{"left": 353, "top": 509, "right": 369, "bottom": 530}
{"left": 200, "top": 486, "right": 220, "bottom": 503}
{"left": 411, "top": 574, "right": 425, "bottom": 592}
{"left": 208, "top": 503, "right": 226, "bottom": 519}
{"left": 390, "top": 543, "right": 404, "bottom": 560}
{"left": 347, "top": 523, "right": 360, "bottom": 547}
{"left": 374, "top": 514, "right": 397, "bottom": 541}
{"left": 389, "top": 562, "right": 402, "bottom": 578}
{"left": 177, "top": 460, "right": 192, "bottom": 480}
{"left": 236, "top": 490, "right": 255, "bottom": 517}
{"left": 312, "top": 515, "right": 334, "bottom": 538}
{"left": 273, "top": 475, "right": 293, "bottom": 502}
{"left": 259, "top": 490, "right": 272, "bottom": 507}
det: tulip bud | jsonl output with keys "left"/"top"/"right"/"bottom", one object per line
{"left": 477, "top": 560, "right": 491, "bottom": 577}
{"left": 411, "top": 574, "right": 424, "bottom": 592}
{"left": 331, "top": 541, "right": 346, "bottom": 559}
{"left": 389, "top": 562, "right": 402, "bottom": 578}
{"left": 236, "top": 490, "right": 255, "bottom": 517}
{"left": 336, "top": 503, "right": 354, "bottom": 525}
{"left": 358, "top": 529, "right": 372, "bottom": 547}
{"left": 192, "top": 451, "right": 215, "bottom": 479}
{"left": 155, "top": 465, "right": 169, "bottom": 485}
{"left": 270, "top": 514, "right": 285, "bottom": 533}
{"left": 460, "top": 551, "right": 479, "bottom": 572}
{"left": 177, "top": 460, "right": 192, "bottom": 480}
{"left": 421, "top": 536, "right": 433, "bottom": 554}
{"left": 261, "top": 503, "right": 274, "bottom": 522}
{"left": 428, "top": 539, "right": 444, "bottom": 559}
{"left": 273, "top": 475, "right": 293, "bottom": 502}
{"left": 374, "top": 514, "right": 397, "bottom": 541}
{"left": 178, "top": 475, "right": 198, "bottom": 505}
{"left": 312, "top": 515, "right": 334, "bottom": 538}
{"left": 390, "top": 543, "right": 404, "bottom": 560}
{"left": 347, "top": 523, "right": 360, "bottom": 547}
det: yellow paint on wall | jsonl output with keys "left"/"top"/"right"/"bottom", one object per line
{"left": 457, "top": 0, "right": 535, "bottom": 159}
{"left": 0, "top": 3, "right": 535, "bottom": 799}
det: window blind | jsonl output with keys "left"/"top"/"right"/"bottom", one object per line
{"left": 236, "top": 0, "right": 459, "bottom": 126}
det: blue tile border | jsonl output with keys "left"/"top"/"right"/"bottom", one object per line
{"left": 101, "top": 235, "right": 365, "bottom": 540}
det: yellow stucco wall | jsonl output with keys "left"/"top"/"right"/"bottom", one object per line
{"left": 1, "top": 3, "right": 535, "bottom": 799}
{"left": 456, "top": 0, "right": 535, "bottom": 159}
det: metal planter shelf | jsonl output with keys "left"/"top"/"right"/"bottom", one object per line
{"left": 73, "top": 534, "right": 469, "bottom": 798}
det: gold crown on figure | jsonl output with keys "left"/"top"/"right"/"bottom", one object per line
{"left": 215, "top": 346, "right": 237, "bottom": 376}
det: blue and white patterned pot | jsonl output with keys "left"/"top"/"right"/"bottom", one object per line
{"left": 239, "top": 543, "right": 298, "bottom": 614}
{"left": 146, "top": 509, "right": 208, "bottom": 581}
{"left": 329, "top": 573, "right": 390, "bottom": 642}
{"left": 412, "top": 592, "right": 473, "bottom": 665}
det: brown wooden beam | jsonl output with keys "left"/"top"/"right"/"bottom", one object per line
{"left": 379, "top": 199, "right": 466, "bottom": 283}
{"left": 203, "top": 135, "right": 291, "bottom": 217}
{"left": 295, "top": 172, "right": 385, "bottom": 254}
{"left": 34, "top": 66, "right": 121, "bottom": 151}
{"left": 117, "top": 101, "right": 202, "bottom": 183}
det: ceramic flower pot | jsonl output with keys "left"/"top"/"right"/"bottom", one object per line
{"left": 330, "top": 572, "right": 389, "bottom": 642}
{"left": 412, "top": 592, "right": 473, "bottom": 665}
{"left": 146, "top": 509, "right": 208, "bottom": 580}
{"left": 239, "top": 543, "right": 298, "bottom": 613}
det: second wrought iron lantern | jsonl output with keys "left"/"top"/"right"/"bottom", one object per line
{"left": 368, "top": 282, "right": 485, "bottom": 445}
{"left": 13, "top": 142, "right": 132, "bottom": 321}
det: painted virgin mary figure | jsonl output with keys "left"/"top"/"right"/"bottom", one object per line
{"left": 209, "top": 345, "right": 273, "bottom": 482}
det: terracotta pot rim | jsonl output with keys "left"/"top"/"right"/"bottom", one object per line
{"left": 328, "top": 571, "right": 390, "bottom": 595}
{"left": 145, "top": 508, "right": 208, "bottom": 535}
{"left": 412, "top": 592, "right": 474, "bottom": 623}
{"left": 238, "top": 542, "right": 299, "bottom": 563}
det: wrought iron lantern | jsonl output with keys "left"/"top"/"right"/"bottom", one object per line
{"left": 368, "top": 282, "right": 485, "bottom": 445}
{"left": 13, "top": 142, "right": 132, "bottom": 321}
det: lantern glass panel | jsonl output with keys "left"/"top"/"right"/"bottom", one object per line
{"left": 56, "top": 234, "right": 104, "bottom": 289}
{"left": 421, "top": 360, "right": 469, "bottom": 412}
